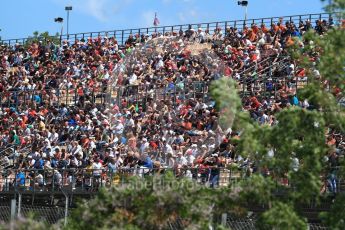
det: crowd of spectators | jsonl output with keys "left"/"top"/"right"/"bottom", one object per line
{"left": 0, "top": 16, "right": 344, "bottom": 192}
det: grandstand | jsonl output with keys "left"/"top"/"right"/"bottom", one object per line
{"left": 0, "top": 11, "right": 344, "bottom": 229}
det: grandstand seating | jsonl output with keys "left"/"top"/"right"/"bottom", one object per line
{"left": 0, "top": 12, "right": 343, "bottom": 198}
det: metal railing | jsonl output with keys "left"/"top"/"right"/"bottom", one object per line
{"left": 0, "top": 167, "right": 343, "bottom": 194}
{"left": 0, "top": 80, "right": 211, "bottom": 110}
{"left": 0, "top": 87, "right": 108, "bottom": 109}
{"left": 0, "top": 70, "right": 302, "bottom": 111}
{"left": 0, "top": 12, "right": 341, "bottom": 46}
{"left": 0, "top": 167, "right": 242, "bottom": 194}
{"left": 0, "top": 145, "right": 32, "bottom": 168}
{"left": 111, "top": 80, "right": 211, "bottom": 108}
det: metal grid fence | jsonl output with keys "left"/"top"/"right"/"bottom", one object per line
{"left": 20, "top": 205, "right": 65, "bottom": 224}
{"left": 0, "top": 206, "right": 11, "bottom": 223}
{"left": 0, "top": 206, "right": 331, "bottom": 229}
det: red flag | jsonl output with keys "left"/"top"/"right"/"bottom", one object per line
{"left": 153, "top": 12, "right": 160, "bottom": 26}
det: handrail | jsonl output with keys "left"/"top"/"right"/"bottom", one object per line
{"left": 1, "top": 166, "right": 342, "bottom": 174}
{"left": 0, "top": 166, "right": 343, "bottom": 195}
{"left": 0, "top": 12, "right": 340, "bottom": 46}
{"left": 237, "top": 56, "right": 275, "bottom": 76}
{"left": 0, "top": 145, "right": 14, "bottom": 155}
{"left": 239, "top": 56, "right": 291, "bottom": 85}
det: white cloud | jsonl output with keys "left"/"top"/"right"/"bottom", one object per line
{"left": 178, "top": 12, "right": 187, "bottom": 22}
{"left": 190, "top": 9, "right": 197, "bottom": 17}
{"left": 83, "top": 0, "right": 108, "bottom": 22}
{"left": 162, "top": 0, "right": 194, "bottom": 4}
{"left": 178, "top": 8, "right": 198, "bottom": 23}
{"left": 51, "top": 0, "right": 133, "bottom": 22}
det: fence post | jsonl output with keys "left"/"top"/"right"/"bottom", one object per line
{"left": 64, "top": 195, "right": 69, "bottom": 226}
{"left": 221, "top": 213, "right": 227, "bottom": 227}
{"left": 62, "top": 191, "right": 69, "bottom": 226}
{"left": 17, "top": 193, "right": 22, "bottom": 218}
{"left": 10, "top": 199, "right": 16, "bottom": 222}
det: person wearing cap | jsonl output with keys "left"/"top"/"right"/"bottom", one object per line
{"left": 27, "top": 155, "right": 36, "bottom": 168}
{"left": 91, "top": 158, "right": 103, "bottom": 189}
{"left": 139, "top": 138, "right": 149, "bottom": 154}
{"left": 190, "top": 144, "right": 199, "bottom": 156}
{"left": 175, "top": 151, "right": 187, "bottom": 167}
{"left": 107, "top": 157, "right": 117, "bottom": 176}
{"left": 196, "top": 28, "right": 206, "bottom": 43}
{"left": 207, "top": 153, "right": 223, "bottom": 188}
{"left": 53, "top": 169, "right": 62, "bottom": 188}
{"left": 114, "top": 119, "right": 124, "bottom": 135}
{"left": 70, "top": 140, "right": 83, "bottom": 157}
{"left": 185, "top": 149, "right": 195, "bottom": 166}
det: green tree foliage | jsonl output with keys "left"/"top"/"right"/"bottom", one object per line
{"left": 256, "top": 202, "right": 307, "bottom": 230}
{"left": 65, "top": 173, "right": 215, "bottom": 230}
{"left": 0, "top": 215, "right": 48, "bottom": 230}
{"left": 210, "top": 77, "right": 242, "bottom": 130}
{"left": 211, "top": 0, "right": 345, "bottom": 227}
{"left": 320, "top": 193, "right": 345, "bottom": 229}
{"left": 25, "top": 31, "right": 60, "bottom": 47}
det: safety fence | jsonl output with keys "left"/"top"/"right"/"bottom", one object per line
{"left": 0, "top": 12, "right": 341, "bottom": 46}
{"left": 0, "top": 205, "right": 330, "bottom": 229}
{"left": 0, "top": 205, "right": 65, "bottom": 225}
{"left": 0, "top": 167, "right": 245, "bottom": 194}
{"left": 0, "top": 167, "right": 341, "bottom": 228}
{"left": 0, "top": 167, "right": 344, "bottom": 195}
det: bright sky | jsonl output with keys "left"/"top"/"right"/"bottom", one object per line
{"left": 0, "top": 0, "right": 326, "bottom": 40}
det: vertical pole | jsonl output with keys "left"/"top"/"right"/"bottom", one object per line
{"left": 17, "top": 193, "right": 22, "bottom": 218}
{"left": 245, "top": 6, "right": 248, "bottom": 22}
{"left": 10, "top": 199, "right": 16, "bottom": 221}
{"left": 221, "top": 213, "right": 227, "bottom": 227}
{"left": 61, "top": 25, "right": 63, "bottom": 37}
{"left": 64, "top": 195, "right": 69, "bottom": 226}
{"left": 67, "top": 10, "right": 70, "bottom": 37}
